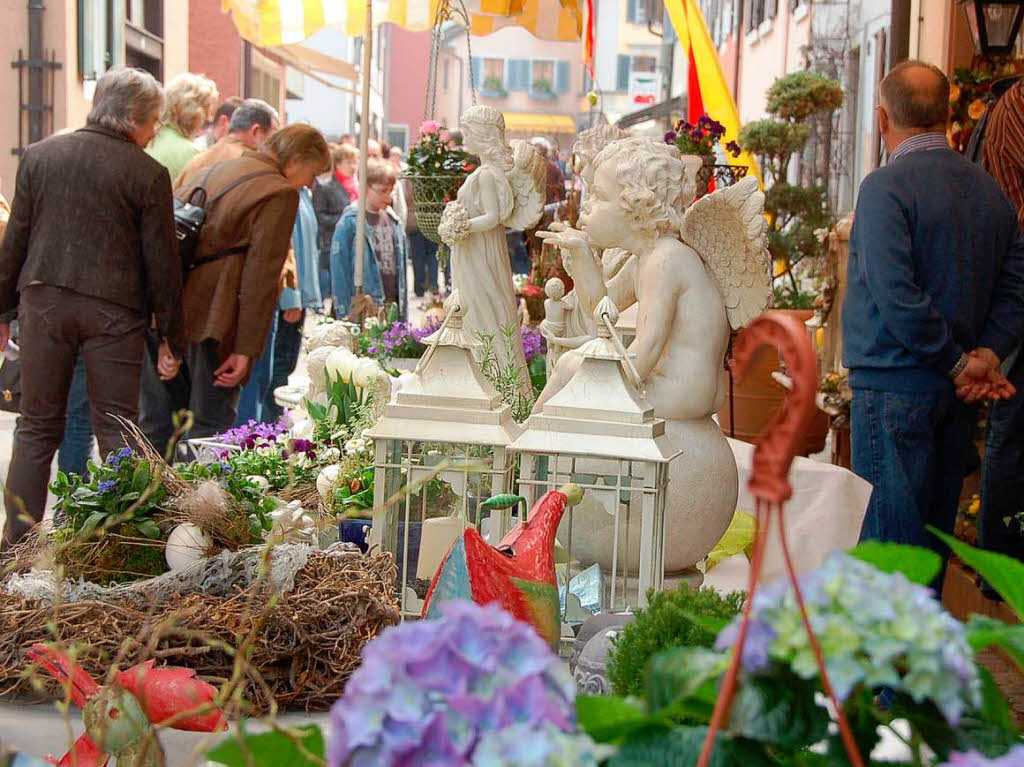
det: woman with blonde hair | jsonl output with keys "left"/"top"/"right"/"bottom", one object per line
{"left": 146, "top": 72, "right": 219, "bottom": 180}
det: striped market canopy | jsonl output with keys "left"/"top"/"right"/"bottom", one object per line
{"left": 222, "top": 0, "right": 585, "bottom": 47}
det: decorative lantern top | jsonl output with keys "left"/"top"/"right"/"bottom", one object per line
{"left": 509, "top": 297, "right": 681, "bottom": 464}
{"left": 960, "top": 0, "right": 1024, "bottom": 56}
{"left": 365, "top": 290, "right": 523, "bottom": 446}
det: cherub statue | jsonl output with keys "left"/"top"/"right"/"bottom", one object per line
{"left": 437, "top": 106, "right": 547, "bottom": 399}
{"left": 538, "top": 137, "right": 770, "bottom": 571}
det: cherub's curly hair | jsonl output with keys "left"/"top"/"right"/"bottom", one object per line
{"left": 573, "top": 123, "right": 630, "bottom": 178}
{"left": 592, "top": 138, "right": 695, "bottom": 242}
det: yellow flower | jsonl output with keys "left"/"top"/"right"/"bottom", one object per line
{"left": 968, "top": 99, "right": 987, "bottom": 120}
{"left": 967, "top": 494, "right": 980, "bottom": 517}
{"left": 949, "top": 84, "right": 961, "bottom": 103}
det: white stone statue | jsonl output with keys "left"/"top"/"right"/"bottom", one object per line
{"left": 538, "top": 137, "right": 770, "bottom": 572}
{"left": 436, "top": 106, "right": 547, "bottom": 399}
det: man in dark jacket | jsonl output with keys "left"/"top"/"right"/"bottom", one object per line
{"left": 0, "top": 67, "right": 184, "bottom": 545}
{"left": 842, "top": 60, "right": 1024, "bottom": 563}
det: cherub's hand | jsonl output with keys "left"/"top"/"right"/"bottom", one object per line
{"left": 538, "top": 224, "right": 592, "bottom": 275}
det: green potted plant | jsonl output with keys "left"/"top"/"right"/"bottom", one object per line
{"left": 531, "top": 77, "right": 555, "bottom": 98}
{"left": 482, "top": 75, "right": 507, "bottom": 97}
{"left": 664, "top": 115, "right": 742, "bottom": 197}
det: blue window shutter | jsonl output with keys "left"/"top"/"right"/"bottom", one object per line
{"left": 627, "top": 0, "right": 638, "bottom": 23}
{"left": 616, "top": 55, "right": 631, "bottom": 92}
{"left": 556, "top": 60, "right": 570, "bottom": 93}
{"left": 510, "top": 59, "right": 528, "bottom": 90}
{"left": 471, "top": 57, "right": 483, "bottom": 91}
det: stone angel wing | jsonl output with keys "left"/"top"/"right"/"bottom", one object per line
{"left": 503, "top": 139, "right": 547, "bottom": 231}
{"left": 680, "top": 175, "right": 771, "bottom": 330}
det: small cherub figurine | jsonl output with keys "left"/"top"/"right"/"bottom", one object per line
{"left": 540, "top": 277, "right": 568, "bottom": 369}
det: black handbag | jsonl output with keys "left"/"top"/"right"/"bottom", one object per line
{"left": 174, "top": 164, "right": 277, "bottom": 274}
{"left": 0, "top": 356, "right": 20, "bottom": 413}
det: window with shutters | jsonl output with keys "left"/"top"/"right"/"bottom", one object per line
{"left": 480, "top": 58, "right": 507, "bottom": 96}
{"left": 746, "top": 0, "right": 777, "bottom": 32}
{"left": 530, "top": 59, "right": 556, "bottom": 98}
{"left": 626, "top": 0, "right": 648, "bottom": 25}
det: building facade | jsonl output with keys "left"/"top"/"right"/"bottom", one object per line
{"left": 0, "top": 0, "right": 188, "bottom": 194}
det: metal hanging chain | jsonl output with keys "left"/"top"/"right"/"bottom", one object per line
{"left": 422, "top": 0, "right": 477, "bottom": 122}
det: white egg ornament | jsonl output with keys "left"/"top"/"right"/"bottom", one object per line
{"left": 317, "top": 464, "right": 341, "bottom": 499}
{"left": 165, "top": 523, "right": 213, "bottom": 572}
{"left": 247, "top": 475, "right": 270, "bottom": 491}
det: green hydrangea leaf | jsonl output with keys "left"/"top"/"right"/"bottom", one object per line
{"left": 575, "top": 695, "right": 668, "bottom": 744}
{"left": 966, "top": 615, "right": 1024, "bottom": 674}
{"left": 727, "top": 673, "right": 830, "bottom": 749}
{"left": 929, "top": 527, "right": 1024, "bottom": 616}
{"left": 206, "top": 723, "right": 323, "bottom": 767}
{"left": 608, "top": 726, "right": 774, "bottom": 767}
{"left": 645, "top": 646, "right": 726, "bottom": 714}
{"left": 848, "top": 540, "right": 941, "bottom": 585}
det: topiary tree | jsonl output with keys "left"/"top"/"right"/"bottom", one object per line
{"left": 605, "top": 585, "right": 744, "bottom": 698}
{"left": 738, "top": 71, "right": 843, "bottom": 308}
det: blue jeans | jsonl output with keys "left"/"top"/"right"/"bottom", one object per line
{"left": 59, "top": 356, "right": 93, "bottom": 476}
{"left": 980, "top": 348, "right": 1024, "bottom": 561}
{"left": 235, "top": 312, "right": 278, "bottom": 426}
{"left": 852, "top": 386, "right": 974, "bottom": 559}
{"left": 263, "top": 309, "right": 304, "bottom": 423}
{"left": 409, "top": 230, "right": 439, "bottom": 296}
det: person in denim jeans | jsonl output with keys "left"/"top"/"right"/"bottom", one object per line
{"left": 842, "top": 62, "right": 1024, "bottom": 571}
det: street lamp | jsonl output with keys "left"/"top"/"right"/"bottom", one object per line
{"left": 961, "top": 0, "right": 1024, "bottom": 56}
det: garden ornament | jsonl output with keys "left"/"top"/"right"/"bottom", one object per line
{"left": 434, "top": 105, "right": 547, "bottom": 399}
{"left": 421, "top": 483, "right": 584, "bottom": 646}
{"left": 695, "top": 310, "right": 865, "bottom": 767}
{"left": 536, "top": 137, "right": 771, "bottom": 571}
{"left": 27, "top": 643, "right": 226, "bottom": 767}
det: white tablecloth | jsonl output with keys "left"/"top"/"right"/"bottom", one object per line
{"left": 704, "top": 438, "right": 872, "bottom": 592}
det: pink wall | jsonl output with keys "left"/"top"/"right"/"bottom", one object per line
{"left": 189, "top": 1, "right": 242, "bottom": 100}
{"left": 386, "top": 25, "right": 433, "bottom": 147}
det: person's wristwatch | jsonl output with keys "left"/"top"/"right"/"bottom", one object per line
{"left": 948, "top": 352, "right": 969, "bottom": 380}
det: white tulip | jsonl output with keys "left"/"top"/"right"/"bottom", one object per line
{"left": 352, "top": 358, "right": 384, "bottom": 389}
{"left": 325, "top": 347, "right": 358, "bottom": 382}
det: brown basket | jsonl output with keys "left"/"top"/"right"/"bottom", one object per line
{"left": 408, "top": 172, "right": 469, "bottom": 245}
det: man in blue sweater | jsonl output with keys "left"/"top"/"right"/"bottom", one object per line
{"left": 843, "top": 60, "right": 1024, "bottom": 559}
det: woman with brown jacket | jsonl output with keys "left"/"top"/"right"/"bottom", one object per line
{"left": 139, "top": 124, "right": 329, "bottom": 453}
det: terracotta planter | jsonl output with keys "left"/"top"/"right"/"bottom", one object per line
{"left": 717, "top": 309, "right": 829, "bottom": 456}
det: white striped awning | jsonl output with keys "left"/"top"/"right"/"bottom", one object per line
{"left": 222, "top": 0, "right": 585, "bottom": 47}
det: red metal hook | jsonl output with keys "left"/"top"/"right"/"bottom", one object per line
{"left": 696, "top": 310, "right": 865, "bottom": 767}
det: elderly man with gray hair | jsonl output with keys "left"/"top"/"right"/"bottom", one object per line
{"left": 842, "top": 59, "right": 1024, "bottom": 572}
{"left": 0, "top": 66, "right": 184, "bottom": 546}
{"left": 175, "top": 98, "right": 280, "bottom": 186}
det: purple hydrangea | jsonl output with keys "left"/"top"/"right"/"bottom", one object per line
{"left": 328, "top": 601, "right": 579, "bottom": 767}
{"left": 940, "top": 746, "right": 1024, "bottom": 767}
{"left": 520, "top": 326, "right": 546, "bottom": 364}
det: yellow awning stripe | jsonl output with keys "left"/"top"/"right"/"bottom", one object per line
{"left": 221, "top": 0, "right": 583, "bottom": 46}
{"left": 502, "top": 112, "right": 577, "bottom": 134}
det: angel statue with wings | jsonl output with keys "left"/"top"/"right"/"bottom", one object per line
{"left": 537, "top": 137, "right": 771, "bottom": 572}
{"left": 436, "top": 106, "right": 546, "bottom": 399}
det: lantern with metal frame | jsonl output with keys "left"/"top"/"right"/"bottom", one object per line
{"left": 508, "top": 297, "right": 681, "bottom": 615}
{"left": 364, "top": 290, "right": 522, "bottom": 617}
{"left": 960, "top": 0, "right": 1024, "bottom": 56}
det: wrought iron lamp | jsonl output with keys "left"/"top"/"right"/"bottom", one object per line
{"left": 961, "top": 0, "right": 1024, "bottom": 56}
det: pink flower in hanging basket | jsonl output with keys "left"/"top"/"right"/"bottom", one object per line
{"left": 419, "top": 120, "right": 441, "bottom": 135}
{"left": 440, "top": 130, "right": 452, "bottom": 143}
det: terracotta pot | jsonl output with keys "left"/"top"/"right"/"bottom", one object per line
{"left": 717, "top": 309, "right": 829, "bottom": 456}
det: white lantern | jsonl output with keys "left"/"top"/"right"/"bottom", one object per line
{"left": 509, "top": 298, "right": 680, "bottom": 614}
{"left": 364, "top": 291, "right": 522, "bottom": 617}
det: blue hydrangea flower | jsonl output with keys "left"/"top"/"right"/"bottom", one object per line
{"left": 329, "top": 601, "right": 583, "bottom": 767}
{"left": 715, "top": 552, "right": 981, "bottom": 725}
{"left": 939, "top": 746, "right": 1024, "bottom": 766}
{"left": 471, "top": 721, "right": 612, "bottom": 767}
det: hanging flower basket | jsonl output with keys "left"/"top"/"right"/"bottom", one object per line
{"left": 407, "top": 171, "right": 470, "bottom": 245}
